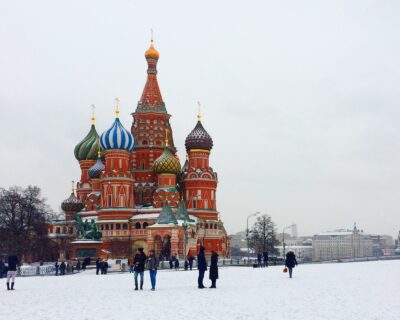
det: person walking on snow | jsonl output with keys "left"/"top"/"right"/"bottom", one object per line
{"left": 197, "top": 246, "right": 207, "bottom": 289}
{"left": 146, "top": 250, "right": 160, "bottom": 291}
{"left": 257, "top": 253, "right": 262, "bottom": 268}
{"left": 188, "top": 254, "right": 194, "bottom": 271}
{"left": 285, "top": 251, "right": 298, "bottom": 279}
{"left": 55, "top": 260, "right": 59, "bottom": 276}
{"left": 263, "top": 251, "right": 269, "bottom": 268}
{"left": 209, "top": 250, "right": 219, "bottom": 288}
{"left": 76, "top": 260, "right": 81, "bottom": 273}
{"left": 133, "top": 248, "right": 147, "bottom": 290}
{"left": 6, "top": 255, "right": 19, "bottom": 290}
{"left": 60, "top": 261, "right": 66, "bottom": 276}
{"left": 95, "top": 258, "right": 100, "bottom": 275}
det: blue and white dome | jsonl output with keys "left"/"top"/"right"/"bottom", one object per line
{"left": 100, "top": 118, "right": 134, "bottom": 151}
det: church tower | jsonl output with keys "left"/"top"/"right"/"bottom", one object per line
{"left": 98, "top": 101, "right": 135, "bottom": 220}
{"left": 182, "top": 112, "right": 218, "bottom": 220}
{"left": 131, "top": 38, "right": 177, "bottom": 206}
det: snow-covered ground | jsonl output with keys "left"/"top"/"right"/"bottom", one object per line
{"left": 1, "top": 260, "right": 398, "bottom": 320}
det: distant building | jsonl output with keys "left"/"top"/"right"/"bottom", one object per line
{"left": 276, "top": 245, "right": 313, "bottom": 262}
{"left": 312, "top": 224, "right": 373, "bottom": 262}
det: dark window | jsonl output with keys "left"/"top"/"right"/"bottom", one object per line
{"left": 100, "top": 224, "right": 104, "bottom": 230}
{"left": 143, "top": 222, "right": 149, "bottom": 229}
{"left": 105, "top": 224, "right": 109, "bottom": 230}
{"left": 123, "top": 223, "right": 128, "bottom": 230}
{"left": 110, "top": 224, "right": 114, "bottom": 230}
{"left": 135, "top": 222, "right": 141, "bottom": 229}
{"left": 116, "top": 223, "right": 121, "bottom": 230}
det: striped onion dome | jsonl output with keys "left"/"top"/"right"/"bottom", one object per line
{"left": 61, "top": 192, "right": 84, "bottom": 213}
{"left": 74, "top": 124, "right": 100, "bottom": 161}
{"left": 88, "top": 154, "right": 105, "bottom": 179}
{"left": 185, "top": 120, "right": 213, "bottom": 152}
{"left": 100, "top": 118, "right": 134, "bottom": 151}
{"left": 153, "top": 147, "right": 181, "bottom": 175}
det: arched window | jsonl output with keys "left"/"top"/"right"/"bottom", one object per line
{"left": 123, "top": 223, "right": 128, "bottom": 230}
{"left": 110, "top": 224, "right": 114, "bottom": 230}
{"left": 116, "top": 223, "right": 121, "bottom": 230}
{"left": 100, "top": 224, "right": 104, "bottom": 230}
{"left": 143, "top": 222, "right": 149, "bottom": 229}
{"left": 146, "top": 189, "right": 151, "bottom": 198}
{"left": 142, "top": 140, "right": 148, "bottom": 145}
{"left": 205, "top": 223, "right": 209, "bottom": 229}
{"left": 135, "top": 222, "right": 141, "bottom": 229}
{"left": 193, "top": 199, "right": 197, "bottom": 209}
{"left": 105, "top": 224, "right": 109, "bottom": 230}
{"left": 214, "top": 224, "right": 218, "bottom": 229}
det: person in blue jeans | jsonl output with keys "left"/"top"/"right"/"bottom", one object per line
{"left": 133, "top": 248, "right": 147, "bottom": 290}
{"left": 146, "top": 250, "right": 160, "bottom": 291}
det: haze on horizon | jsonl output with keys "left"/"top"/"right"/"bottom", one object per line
{"left": 0, "top": 0, "right": 399, "bottom": 237}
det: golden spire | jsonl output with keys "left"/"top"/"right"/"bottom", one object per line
{"left": 186, "top": 153, "right": 188, "bottom": 161}
{"left": 145, "top": 29, "right": 160, "bottom": 60}
{"left": 115, "top": 97, "right": 120, "bottom": 118}
{"left": 97, "top": 145, "right": 101, "bottom": 158}
{"left": 71, "top": 180, "right": 75, "bottom": 194}
{"left": 91, "top": 104, "right": 96, "bottom": 124}
{"left": 197, "top": 101, "right": 202, "bottom": 121}
{"left": 165, "top": 128, "right": 169, "bottom": 147}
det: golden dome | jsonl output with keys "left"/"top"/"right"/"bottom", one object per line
{"left": 145, "top": 40, "right": 159, "bottom": 60}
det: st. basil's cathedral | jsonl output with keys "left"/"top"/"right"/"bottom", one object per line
{"left": 49, "top": 39, "right": 231, "bottom": 260}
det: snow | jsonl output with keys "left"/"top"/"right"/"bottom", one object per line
{"left": 1, "top": 260, "right": 398, "bottom": 320}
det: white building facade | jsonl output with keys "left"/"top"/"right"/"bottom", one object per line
{"left": 312, "top": 225, "right": 373, "bottom": 262}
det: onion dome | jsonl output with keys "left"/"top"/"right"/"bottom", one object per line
{"left": 145, "top": 39, "right": 160, "bottom": 60}
{"left": 156, "top": 202, "right": 177, "bottom": 225}
{"left": 74, "top": 123, "right": 100, "bottom": 161}
{"left": 185, "top": 119, "right": 213, "bottom": 152}
{"left": 61, "top": 192, "right": 84, "bottom": 213}
{"left": 100, "top": 104, "right": 134, "bottom": 151}
{"left": 153, "top": 147, "right": 181, "bottom": 175}
{"left": 88, "top": 151, "right": 105, "bottom": 179}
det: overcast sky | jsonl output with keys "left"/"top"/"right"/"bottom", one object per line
{"left": 0, "top": 0, "right": 399, "bottom": 237}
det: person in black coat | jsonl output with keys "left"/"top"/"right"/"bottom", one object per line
{"left": 188, "top": 255, "right": 194, "bottom": 271}
{"left": 209, "top": 251, "right": 219, "bottom": 288}
{"left": 263, "top": 251, "right": 269, "bottom": 268}
{"left": 6, "top": 255, "right": 19, "bottom": 290}
{"left": 197, "top": 246, "right": 207, "bottom": 289}
{"left": 95, "top": 258, "right": 100, "bottom": 275}
{"left": 55, "top": 261, "right": 59, "bottom": 276}
{"left": 60, "top": 261, "right": 66, "bottom": 276}
{"left": 285, "top": 251, "right": 298, "bottom": 278}
{"left": 133, "top": 248, "right": 147, "bottom": 290}
{"left": 102, "top": 260, "right": 108, "bottom": 274}
{"left": 257, "top": 253, "right": 262, "bottom": 268}
{"left": 0, "top": 259, "right": 5, "bottom": 279}
{"left": 76, "top": 260, "right": 81, "bottom": 273}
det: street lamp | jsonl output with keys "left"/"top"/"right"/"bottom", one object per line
{"left": 247, "top": 212, "right": 260, "bottom": 265}
{"left": 282, "top": 224, "right": 295, "bottom": 259}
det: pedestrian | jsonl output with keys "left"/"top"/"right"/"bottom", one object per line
{"left": 257, "top": 253, "right": 262, "bottom": 268}
{"left": 285, "top": 251, "right": 298, "bottom": 279}
{"left": 188, "top": 254, "right": 194, "bottom": 271}
{"left": 209, "top": 250, "right": 219, "bottom": 288}
{"left": 76, "top": 260, "right": 81, "bottom": 273}
{"left": 82, "top": 260, "right": 86, "bottom": 271}
{"left": 184, "top": 259, "right": 189, "bottom": 271}
{"left": 133, "top": 248, "right": 147, "bottom": 290}
{"left": 0, "top": 259, "right": 4, "bottom": 279}
{"left": 146, "top": 250, "right": 160, "bottom": 291}
{"left": 174, "top": 256, "right": 179, "bottom": 270}
{"left": 60, "top": 261, "right": 66, "bottom": 275}
{"left": 6, "top": 254, "right": 19, "bottom": 291}
{"left": 263, "top": 251, "right": 269, "bottom": 267}
{"left": 128, "top": 257, "right": 134, "bottom": 273}
{"left": 95, "top": 258, "right": 100, "bottom": 275}
{"left": 102, "top": 260, "right": 108, "bottom": 274}
{"left": 197, "top": 246, "right": 207, "bottom": 289}
{"left": 169, "top": 256, "right": 173, "bottom": 269}
{"left": 54, "top": 260, "right": 59, "bottom": 276}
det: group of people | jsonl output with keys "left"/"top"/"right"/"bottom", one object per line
{"left": 95, "top": 258, "right": 109, "bottom": 275}
{"left": 127, "top": 246, "right": 219, "bottom": 291}
{"left": 257, "top": 251, "right": 269, "bottom": 267}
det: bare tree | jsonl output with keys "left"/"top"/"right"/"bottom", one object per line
{"left": 248, "top": 214, "right": 280, "bottom": 256}
{"left": 0, "top": 186, "right": 55, "bottom": 261}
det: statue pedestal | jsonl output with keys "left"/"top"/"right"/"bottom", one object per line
{"left": 71, "top": 240, "right": 103, "bottom": 258}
